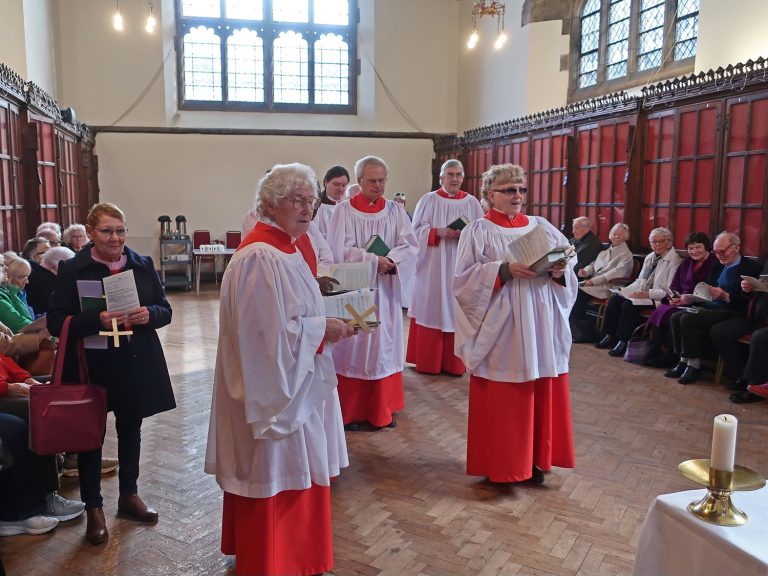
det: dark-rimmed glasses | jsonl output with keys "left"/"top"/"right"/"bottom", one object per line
{"left": 492, "top": 186, "right": 528, "bottom": 195}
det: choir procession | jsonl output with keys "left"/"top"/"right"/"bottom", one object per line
{"left": 2, "top": 0, "right": 768, "bottom": 574}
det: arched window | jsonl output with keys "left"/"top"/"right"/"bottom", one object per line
{"left": 571, "top": 0, "right": 699, "bottom": 101}
{"left": 177, "top": 0, "right": 357, "bottom": 113}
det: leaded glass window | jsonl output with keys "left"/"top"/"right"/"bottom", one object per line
{"left": 177, "top": 0, "right": 356, "bottom": 112}
{"left": 573, "top": 0, "right": 699, "bottom": 99}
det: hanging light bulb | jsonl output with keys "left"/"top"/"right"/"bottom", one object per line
{"left": 145, "top": 1, "right": 157, "bottom": 33}
{"left": 494, "top": 32, "right": 507, "bottom": 50}
{"left": 113, "top": 0, "right": 124, "bottom": 31}
{"left": 467, "top": 30, "right": 479, "bottom": 49}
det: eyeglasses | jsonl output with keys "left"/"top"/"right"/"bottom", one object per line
{"left": 362, "top": 178, "right": 387, "bottom": 186}
{"left": 96, "top": 228, "right": 128, "bottom": 238}
{"left": 649, "top": 238, "right": 670, "bottom": 245}
{"left": 443, "top": 172, "right": 464, "bottom": 179}
{"left": 713, "top": 243, "right": 737, "bottom": 257}
{"left": 492, "top": 187, "right": 528, "bottom": 195}
{"left": 286, "top": 196, "right": 320, "bottom": 210}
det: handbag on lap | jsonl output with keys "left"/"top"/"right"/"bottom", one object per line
{"left": 28, "top": 316, "right": 107, "bottom": 455}
{"left": 18, "top": 337, "right": 56, "bottom": 376}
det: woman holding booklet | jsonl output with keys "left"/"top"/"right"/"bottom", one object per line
{"left": 453, "top": 163, "right": 577, "bottom": 484}
{"left": 48, "top": 202, "right": 175, "bottom": 545}
{"left": 206, "top": 163, "right": 355, "bottom": 575}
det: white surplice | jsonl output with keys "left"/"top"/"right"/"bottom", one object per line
{"left": 454, "top": 216, "right": 578, "bottom": 383}
{"left": 315, "top": 203, "right": 336, "bottom": 239}
{"left": 408, "top": 190, "right": 484, "bottom": 331}
{"left": 307, "top": 220, "right": 334, "bottom": 272}
{"left": 205, "top": 241, "right": 348, "bottom": 499}
{"left": 326, "top": 199, "right": 418, "bottom": 379}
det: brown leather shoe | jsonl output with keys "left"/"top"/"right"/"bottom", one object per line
{"left": 117, "top": 494, "right": 159, "bottom": 523}
{"left": 85, "top": 508, "right": 108, "bottom": 545}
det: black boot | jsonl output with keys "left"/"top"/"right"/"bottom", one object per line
{"left": 608, "top": 340, "right": 628, "bottom": 357}
{"left": 594, "top": 334, "right": 615, "bottom": 349}
{"left": 664, "top": 361, "right": 687, "bottom": 379}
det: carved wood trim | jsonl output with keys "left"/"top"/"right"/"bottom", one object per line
{"left": 0, "top": 63, "right": 26, "bottom": 102}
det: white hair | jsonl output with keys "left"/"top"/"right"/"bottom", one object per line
{"left": 254, "top": 163, "right": 317, "bottom": 217}
{"left": 440, "top": 159, "right": 464, "bottom": 177}
{"left": 354, "top": 156, "right": 388, "bottom": 180}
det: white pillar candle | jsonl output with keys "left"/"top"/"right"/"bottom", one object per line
{"left": 710, "top": 414, "right": 738, "bottom": 472}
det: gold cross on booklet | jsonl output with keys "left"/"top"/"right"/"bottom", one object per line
{"left": 344, "top": 303, "right": 378, "bottom": 334}
{"left": 98, "top": 317, "right": 133, "bottom": 347}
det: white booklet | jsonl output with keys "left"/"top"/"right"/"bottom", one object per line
{"left": 740, "top": 275, "right": 768, "bottom": 293}
{"left": 323, "top": 288, "right": 379, "bottom": 327}
{"left": 325, "top": 262, "right": 371, "bottom": 294}
{"left": 609, "top": 286, "right": 653, "bottom": 306}
{"left": 102, "top": 269, "right": 141, "bottom": 312}
{"left": 681, "top": 282, "right": 713, "bottom": 303}
{"left": 506, "top": 224, "right": 575, "bottom": 275}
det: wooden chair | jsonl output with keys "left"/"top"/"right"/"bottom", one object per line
{"left": 588, "top": 257, "right": 643, "bottom": 332}
{"left": 225, "top": 230, "right": 242, "bottom": 249}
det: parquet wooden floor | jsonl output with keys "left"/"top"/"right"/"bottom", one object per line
{"left": 2, "top": 286, "right": 767, "bottom": 575}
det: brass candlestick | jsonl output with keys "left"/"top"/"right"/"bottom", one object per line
{"left": 678, "top": 459, "right": 766, "bottom": 526}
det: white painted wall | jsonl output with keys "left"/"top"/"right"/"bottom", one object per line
{"left": 95, "top": 133, "right": 434, "bottom": 261}
{"left": 696, "top": 0, "right": 768, "bottom": 72}
{"left": 22, "top": 0, "right": 58, "bottom": 97}
{"left": 1, "top": 0, "right": 29, "bottom": 79}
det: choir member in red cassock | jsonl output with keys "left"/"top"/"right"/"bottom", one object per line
{"left": 326, "top": 156, "right": 418, "bottom": 429}
{"left": 205, "top": 163, "right": 355, "bottom": 576}
{"left": 406, "top": 159, "right": 483, "bottom": 375}
{"left": 453, "top": 164, "right": 577, "bottom": 484}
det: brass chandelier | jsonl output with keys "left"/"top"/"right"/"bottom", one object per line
{"left": 467, "top": 0, "right": 507, "bottom": 50}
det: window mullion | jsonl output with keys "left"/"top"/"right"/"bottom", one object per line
{"left": 597, "top": 0, "right": 609, "bottom": 85}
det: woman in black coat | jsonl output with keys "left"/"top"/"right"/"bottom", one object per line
{"left": 47, "top": 202, "right": 175, "bottom": 546}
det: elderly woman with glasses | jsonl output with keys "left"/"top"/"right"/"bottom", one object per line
{"left": 0, "top": 253, "right": 34, "bottom": 332}
{"left": 595, "top": 227, "right": 683, "bottom": 357}
{"left": 62, "top": 224, "right": 88, "bottom": 252}
{"left": 453, "top": 163, "right": 577, "bottom": 485}
{"left": 47, "top": 202, "right": 175, "bottom": 546}
{"left": 206, "top": 163, "right": 355, "bottom": 576}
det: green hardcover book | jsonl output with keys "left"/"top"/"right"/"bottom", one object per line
{"left": 81, "top": 295, "right": 108, "bottom": 313}
{"left": 447, "top": 215, "right": 469, "bottom": 231}
{"left": 364, "top": 234, "right": 390, "bottom": 257}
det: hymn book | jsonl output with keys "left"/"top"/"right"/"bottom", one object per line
{"left": 681, "top": 282, "right": 714, "bottom": 303}
{"left": 609, "top": 287, "right": 654, "bottom": 306}
{"left": 326, "top": 262, "right": 371, "bottom": 294}
{"left": 323, "top": 289, "right": 379, "bottom": 328}
{"left": 364, "top": 235, "right": 390, "bottom": 257}
{"left": 506, "top": 224, "right": 575, "bottom": 276}
{"left": 447, "top": 215, "right": 469, "bottom": 231}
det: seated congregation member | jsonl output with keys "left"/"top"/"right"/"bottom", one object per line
{"left": 0, "top": 414, "right": 83, "bottom": 536}
{"left": 62, "top": 224, "right": 88, "bottom": 252}
{"left": 570, "top": 222, "right": 633, "bottom": 342}
{"left": 314, "top": 165, "right": 350, "bottom": 239}
{"left": 48, "top": 202, "right": 175, "bottom": 545}
{"left": 406, "top": 159, "right": 483, "bottom": 375}
{"left": 570, "top": 216, "right": 603, "bottom": 275}
{"left": 644, "top": 232, "right": 717, "bottom": 367}
{"left": 36, "top": 227, "right": 61, "bottom": 248}
{"left": 710, "top": 265, "right": 768, "bottom": 403}
{"left": 36, "top": 222, "right": 61, "bottom": 239}
{"left": 327, "top": 156, "right": 418, "bottom": 430}
{"left": 664, "top": 232, "right": 762, "bottom": 385}
{"left": 454, "top": 163, "right": 577, "bottom": 484}
{"left": 0, "top": 254, "right": 34, "bottom": 333}
{"left": 27, "top": 246, "right": 75, "bottom": 316}
{"left": 0, "top": 359, "right": 86, "bottom": 533}
{"left": 205, "top": 163, "right": 355, "bottom": 576}
{"left": 595, "top": 227, "right": 682, "bottom": 357}
{"left": 21, "top": 237, "right": 50, "bottom": 264}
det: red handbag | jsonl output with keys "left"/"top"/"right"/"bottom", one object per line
{"left": 28, "top": 316, "right": 108, "bottom": 455}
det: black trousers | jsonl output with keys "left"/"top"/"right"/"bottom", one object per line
{"left": 0, "top": 397, "right": 59, "bottom": 495}
{"left": 79, "top": 413, "right": 142, "bottom": 510}
{"left": 0, "top": 413, "right": 47, "bottom": 521}
{"left": 711, "top": 315, "right": 768, "bottom": 382}
{"left": 570, "top": 290, "right": 593, "bottom": 322}
{"left": 600, "top": 294, "right": 652, "bottom": 341}
{"left": 669, "top": 309, "right": 737, "bottom": 359}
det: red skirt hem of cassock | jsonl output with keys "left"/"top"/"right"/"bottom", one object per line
{"left": 336, "top": 372, "right": 404, "bottom": 427}
{"left": 405, "top": 318, "right": 466, "bottom": 375}
{"left": 466, "top": 373, "right": 575, "bottom": 483}
{"left": 221, "top": 485, "right": 332, "bottom": 576}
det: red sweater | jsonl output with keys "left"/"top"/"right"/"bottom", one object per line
{"left": 0, "top": 354, "right": 32, "bottom": 396}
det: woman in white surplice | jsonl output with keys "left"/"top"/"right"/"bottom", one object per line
{"left": 453, "top": 164, "right": 578, "bottom": 484}
{"left": 205, "top": 163, "right": 355, "bottom": 576}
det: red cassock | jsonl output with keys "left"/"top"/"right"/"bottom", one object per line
{"left": 454, "top": 209, "right": 577, "bottom": 482}
{"left": 209, "top": 222, "right": 344, "bottom": 575}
